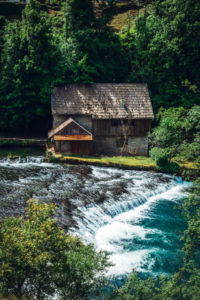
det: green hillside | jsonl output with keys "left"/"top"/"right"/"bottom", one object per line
{"left": 0, "top": 0, "right": 149, "bottom": 30}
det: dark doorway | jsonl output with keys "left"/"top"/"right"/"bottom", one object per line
{"left": 70, "top": 141, "right": 91, "bottom": 155}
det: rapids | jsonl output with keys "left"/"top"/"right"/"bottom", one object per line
{"left": 0, "top": 156, "right": 191, "bottom": 277}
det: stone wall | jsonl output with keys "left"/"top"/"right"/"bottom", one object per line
{"left": 55, "top": 141, "right": 71, "bottom": 154}
{"left": 60, "top": 141, "right": 71, "bottom": 153}
{"left": 92, "top": 136, "right": 149, "bottom": 156}
{"left": 53, "top": 114, "right": 149, "bottom": 156}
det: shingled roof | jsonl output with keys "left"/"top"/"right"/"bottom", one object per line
{"left": 52, "top": 84, "right": 154, "bottom": 119}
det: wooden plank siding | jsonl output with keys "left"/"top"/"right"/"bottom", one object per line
{"left": 59, "top": 122, "right": 88, "bottom": 135}
{"left": 93, "top": 119, "right": 151, "bottom": 137}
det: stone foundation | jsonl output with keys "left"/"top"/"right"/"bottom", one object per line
{"left": 92, "top": 136, "right": 149, "bottom": 156}
{"left": 54, "top": 136, "right": 149, "bottom": 156}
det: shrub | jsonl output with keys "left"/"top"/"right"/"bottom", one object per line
{"left": 167, "top": 161, "right": 180, "bottom": 173}
{"left": 156, "top": 154, "right": 169, "bottom": 170}
{"left": 150, "top": 147, "right": 167, "bottom": 161}
{"left": 150, "top": 147, "right": 180, "bottom": 173}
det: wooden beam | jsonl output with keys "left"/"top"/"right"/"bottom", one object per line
{"left": 54, "top": 135, "right": 92, "bottom": 141}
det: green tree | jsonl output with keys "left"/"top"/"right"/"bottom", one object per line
{"left": 122, "top": 0, "right": 200, "bottom": 110}
{"left": 62, "top": 0, "right": 128, "bottom": 83}
{"left": 149, "top": 106, "right": 200, "bottom": 162}
{"left": 0, "top": 199, "right": 110, "bottom": 299}
{"left": 0, "top": 0, "right": 64, "bottom": 135}
{"left": 0, "top": 16, "right": 7, "bottom": 69}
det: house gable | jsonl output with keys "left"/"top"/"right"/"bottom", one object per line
{"left": 48, "top": 117, "right": 92, "bottom": 139}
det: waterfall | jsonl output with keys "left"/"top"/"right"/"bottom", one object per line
{"left": 0, "top": 159, "right": 191, "bottom": 277}
{"left": 69, "top": 167, "right": 191, "bottom": 276}
{"left": 0, "top": 156, "right": 45, "bottom": 165}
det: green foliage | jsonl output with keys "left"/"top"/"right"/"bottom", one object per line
{"left": 150, "top": 147, "right": 180, "bottom": 173}
{"left": 0, "top": 0, "right": 129, "bottom": 134}
{"left": 182, "top": 179, "right": 200, "bottom": 260}
{"left": 115, "top": 271, "right": 158, "bottom": 300}
{"left": 62, "top": 0, "right": 128, "bottom": 83}
{"left": 149, "top": 147, "right": 167, "bottom": 162}
{"left": 0, "top": 199, "right": 110, "bottom": 299}
{"left": 156, "top": 154, "right": 169, "bottom": 169}
{"left": 150, "top": 106, "right": 200, "bottom": 162}
{"left": 0, "top": 0, "right": 64, "bottom": 135}
{"left": 120, "top": 0, "right": 200, "bottom": 110}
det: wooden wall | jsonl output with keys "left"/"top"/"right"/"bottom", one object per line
{"left": 93, "top": 119, "right": 151, "bottom": 137}
{"left": 59, "top": 122, "right": 87, "bottom": 135}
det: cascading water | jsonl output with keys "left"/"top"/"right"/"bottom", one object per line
{"left": 0, "top": 156, "right": 191, "bottom": 277}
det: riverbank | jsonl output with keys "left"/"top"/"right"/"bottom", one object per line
{"left": 46, "top": 148, "right": 199, "bottom": 181}
{"left": 0, "top": 145, "right": 198, "bottom": 180}
{"left": 0, "top": 137, "right": 47, "bottom": 147}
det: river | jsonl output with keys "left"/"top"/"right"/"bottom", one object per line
{"left": 0, "top": 156, "right": 191, "bottom": 278}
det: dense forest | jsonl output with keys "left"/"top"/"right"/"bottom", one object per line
{"left": 0, "top": 0, "right": 199, "bottom": 135}
{"left": 0, "top": 0, "right": 200, "bottom": 299}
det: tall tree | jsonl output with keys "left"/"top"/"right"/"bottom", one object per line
{"left": 0, "top": 0, "right": 64, "bottom": 135}
{"left": 62, "top": 0, "right": 129, "bottom": 83}
{"left": 121, "top": 0, "right": 200, "bottom": 110}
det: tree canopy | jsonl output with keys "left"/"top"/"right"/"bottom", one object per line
{"left": 0, "top": 199, "right": 110, "bottom": 299}
{"left": 120, "top": 0, "right": 200, "bottom": 109}
{"left": 0, "top": 0, "right": 64, "bottom": 135}
{"left": 62, "top": 0, "right": 128, "bottom": 83}
{"left": 149, "top": 105, "right": 200, "bottom": 162}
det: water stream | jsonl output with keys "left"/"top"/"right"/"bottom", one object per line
{"left": 0, "top": 156, "right": 191, "bottom": 277}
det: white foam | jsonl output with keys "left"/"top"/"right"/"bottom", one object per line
{"left": 96, "top": 222, "right": 147, "bottom": 252}
{"left": 0, "top": 156, "right": 58, "bottom": 168}
{"left": 72, "top": 172, "right": 191, "bottom": 276}
{"left": 108, "top": 250, "right": 154, "bottom": 276}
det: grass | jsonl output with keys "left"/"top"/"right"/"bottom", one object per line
{"left": 96, "top": 155, "right": 155, "bottom": 167}
{"left": 47, "top": 149, "right": 156, "bottom": 171}
{"left": 109, "top": 9, "right": 139, "bottom": 30}
{"left": 47, "top": 149, "right": 199, "bottom": 181}
{"left": 178, "top": 160, "right": 199, "bottom": 170}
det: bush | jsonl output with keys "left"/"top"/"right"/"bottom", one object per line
{"left": 167, "top": 161, "right": 180, "bottom": 173}
{"left": 156, "top": 154, "right": 169, "bottom": 169}
{"left": 150, "top": 147, "right": 180, "bottom": 173}
{"left": 150, "top": 147, "right": 167, "bottom": 161}
{"left": 149, "top": 106, "right": 200, "bottom": 162}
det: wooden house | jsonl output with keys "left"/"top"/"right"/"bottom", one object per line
{"left": 48, "top": 84, "right": 154, "bottom": 156}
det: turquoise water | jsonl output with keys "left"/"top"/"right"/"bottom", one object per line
{"left": 0, "top": 157, "right": 191, "bottom": 277}
{"left": 69, "top": 168, "right": 191, "bottom": 277}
